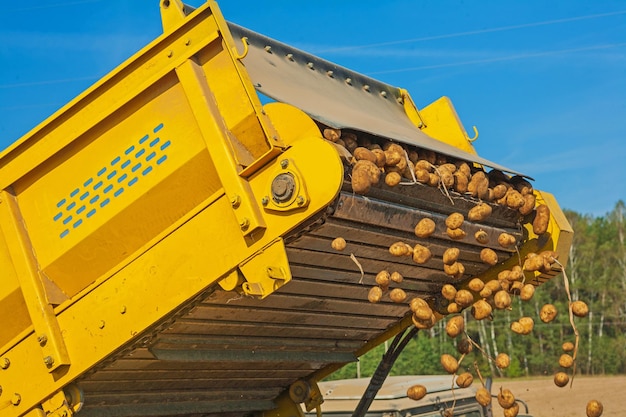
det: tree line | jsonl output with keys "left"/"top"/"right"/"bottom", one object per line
{"left": 329, "top": 200, "right": 626, "bottom": 380}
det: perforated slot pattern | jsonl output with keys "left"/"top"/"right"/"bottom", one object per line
{"left": 53, "top": 123, "right": 171, "bottom": 239}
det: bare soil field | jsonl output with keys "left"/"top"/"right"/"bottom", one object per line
{"left": 489, "top": 375, "right": 626, "bottom": 417}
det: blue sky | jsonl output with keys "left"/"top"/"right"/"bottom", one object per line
{"left": 1, "top": 0, "right": 624, "bottom": 216}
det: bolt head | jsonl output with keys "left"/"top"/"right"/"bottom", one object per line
{"left": 239, "top": 218, "right": 250, "bottom": 230}
{"left": 280, "top": 159, "right": 289, "bottom": 169}
{"left": 0, "top": 358, "right": 10, "bottom": 369}
{"left": 11, "top": 393, "right": 21, "bottom": 406}
{"left": 43, "top": 356, "right": 54, "bottom": 367}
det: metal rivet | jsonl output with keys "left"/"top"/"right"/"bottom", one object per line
{"left": 1, "top": 358, "right": 10, "bottom": 370}
{"left": 307, "top": 62, "right": 314, "bottom": 70}
{"left": 230, "top": 195, "right": 241, "bottom": 208}
{"left": 11, "top": 393, "right": 20, "bottom": 406}
{"left": 326, "top": 70, "right": 334, "bottom": 78}
{"left": 37, "top": 334, "right": 47, "bottom": 346}
{"left": 264, "top": 45, "right": 272, "bottom": 53}
{"left": 296, "top": 196, "right": 305, "bottom": 206}
{"left": 286, "top": 53, "right": 294, "bottom": 61}
{"left": 239, "top": 218, "right": 250, "bottom": 230}
{"left": 363, "top": 85, "right": 370, "bottom": 92}
{"left": 43, "top": 356, "right": 54, "bottom": 367}
{"left": 261, "top": 197, "right": 269, "bottom": 206}
{"left": 345, "top": 78, "right": 352, "bottom": 85}
{"left": 280, "top": 159, "right": 289, "bottom": 169}
{"left": 380, "top": 91, "right": 387, "bottom": 98}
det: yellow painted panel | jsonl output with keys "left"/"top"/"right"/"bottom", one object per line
{"left": 420, "top": 96, "right": 478, "bottom": 155}
{"left": 0, "top": 230, "right": 29, "bottom": 348}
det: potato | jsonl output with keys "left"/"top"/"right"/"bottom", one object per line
{"left": 371, "top": 148, "right": 387, "bottom": 167}
{"left": 519, "top": 193, "right": 536, "bottom": 215}
{"left": 389, "top": 241, "right": 412, "bottom": 257}
{"left": 427, "top": 172, "right": 440, "bottom": 187}
{"left": 411, "top": 301, "right": 433, "bottom": 321}
{"left": 414, "top": 159, "right": 432, "bottom": 172}
{"left": 331, "top": 237, "right": 346, "bottom": 251}
{"left": 559, "top": 353, "right": 574, "bottom": 368}
{"left": 440, "top": 354, "right": 459, "bottom": 374}
{"left": 468, "top": 171, "right": 489, "bottom": 199}
{"left": 444, "top": 261, "right": 465, "bottom": 279}
{"left": 519, "top": 317, "right": 534, "bottom": 334}
{"left": 475, "top": 387, "right": 492, "bottom": 407}
{"left": 533, "top": 204, "right": 551, "bottom": 235}
{"left": 468, "top": 278, "right": 485, "bottom": 292}
{"left": 353, "top": 147, "right": 378, "bottom": 163}
{"left": 468, "top": 202, "right": 493, "bottom": 222}
{"left": 408, "top": 150, "right": 419, "bottom": 164}
{"left": 342, "top": 133, "right": 358, "bottom": 152}
{"left": 456, "top": 372, "right": 473, "bottom": 388}
{"left": 375, "top": 270, "right": 391, "bottom": 288}
{"left": 453, "top": 171, "right": 469, "bottom": 193}
{"left": 323, "top": 127, "right": 341, "bottom": 142}
{"left": 447, "top": 302, "right": 462, "bottom": 314}
{"left": 554, "top": 371, "right": 569, "bottom": 387}
{"left": 458, "top": 337, "right": 473, "bottom": 354}
{"left": 540, "top": 304, "right": 558, "bottom": 323}
{"left": 485, "top": 280, "right": 502, "bottom": 292}
{"left": 441, "top": 284, "right": 457, "bottom": 301}
{"left": 368, "top": 286, "right": 383, "bottom": 303}
{"left": 415, "top": 218, "right": 436, "bottom": 238}
{"left": 413, "top": 244, "right": 432, "bottom": 264}
{"left": 503, "top": 402, "right": 520, "bottom": 417}
{"left": 443, "top": 247, "right": 460, "bottom": 265}
{"left": 510, "top": 321, "right": 525, "bottom": 335}
{"left": 446, "top": 227, "right": 466, "bottom": 240}
{"left": 415, "top": 168, "right": 431, "bottom": 183}
{"left": 455, "top": 289, "right": 474, "bottom": 308}
{"left": 354, "top": 160, "right": 381, "bottom": 184}
{"left": 385, "top": 171, "right": 402, "bottom": 187}
{"left": 523, "top": 252, "right": 548, "bottom": 272}
{"left": 562, "top": 341, "right": 575, "bottom": 352}
{"left": 407, "top": 384, "right": 427, "bottom": 401}
{"left": 421, "top": 150, "right": 437, "bottom": 164}
{"left": 494, "top": 290, "right": 512, "bottom": 309}
{"left": 509, "top": 281, "right": 524, "bottom": 294}
{"left": 439, "top": 163, "right": 457, "bottom": 173}
{"left": 505, "top": 189, "right": 525, "bottom": 209}
{"left": 496, "top": 353, "right": 511, "bottom": 369}
{"left": 480, "top": 248, "right": 498, "bottom": 265}
{"left": 390, "top": 271, "right": 403, "bottom": 283}
{"left": 518, "top": 284, "right": 535, "bottom": 301}
{"left": 412, "top": 312, "right": 436, "bottom": 329}
{"left": 389, "top": 288, "right": 407, "bottom": 303}
{"left": 384, "top": 144, "right": 404, "bottom": 166}
{"left": 492, "top": 183, "right": 508, "bottom": 200}
{"left": 586, "top": 400, "right": 603, "bottom": 417}
{"left": 479, "top": 286, "right": 493, "bottom": 299}
{"left": 498, "top": 232, "right": 517, "bottom": 248}
{"left": 471, "top": 299, "right": 493, "bottom": 320}
{"left": 499, "top": 279, "right": 511, "bottom": 292}
{"left": 497, "top": 388, "right": 516, "bottom": 409}
{"left": 498, "top": 269, "right": 511, "bottom": 281}
{"left": 509, "top": 265, "right": 523, "bottom": 281}
{"left": 445, "top": 213, "right": 465, "bottom": 230}
{"left": 456, "top": 161, "right": 471, "bottom": 178}
{"left": 474, "top": 229, "right": 490, "bottom": 244}
{"left": 446, "top": 315, "right": 465, "bottom": 338}
{"left": 351, "top": 168, "right": 371, "bottom": 194}
{"left": 572, "top": 300, "right": 589, "bottom": 317}
{"left": 511, "top": 176, "right": 533, "bottom": 195}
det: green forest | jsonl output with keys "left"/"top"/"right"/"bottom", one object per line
{"left": 329, "top": 201, "right": 626, "bottom": 380}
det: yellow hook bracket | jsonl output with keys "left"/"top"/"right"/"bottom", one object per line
{"left": 467, "top": 125, "right": 479, "bottom": 142}
{"left": 233, "top": 37, "right": 249, "bottom": 60}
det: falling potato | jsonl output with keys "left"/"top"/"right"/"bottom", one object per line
{"left": 494, "top": 290, "right": 512, "bottom": 310}
{"left": 586, "top": 399, "right": 603, "bottom": 417}
{"left": 441, "top": 284, "right": 457, "bottom": 301}
{"left": 445, "top": 315, "right": 465, "bottom": 338}
{"left": 519, "top": 284, "right": 535, "bottom": 301}
{"left": 455, "top": 372, "right": 473, "bottom": 388}
{"left": 503, "top": 402, "right": 520, "bottom": 417}
{"left": 454, "top": 289, "right": 474, "bottom": 308}
{"left": 468, "top": 278, "right": 485, "bottom": 292}
{"left": 496, "top": 353, "right": 511, "bottom": 369}
{"left": 471, "top": 299, "right": 493, "bottom": 320}
{"left": 457, "top": 337, "right": 473, "bottom": 354}
{"left": 559, "top": 353, "right": 574, "bottom": 369}
{"left": 572, "top": 300, "right": 589, "bottom": 317}
{"left": 497, "top": 387, "right": 516, "bottom": 409}
{"left": 562, "top": 341, "right": 575, "bottom": 352}
{"left": 540, "top": 304, "right": 558, "bottom": 323}
{"left": 554, "top": 371, "right": 569, "bottom": 387}
{"left": 440, "top": 354, "right": 459, "bottom": 374}
{"left": 475, "top": 387, "right": 491, "bottom": 406}
{"left": 480, "top": 248, "right": 498, "bottom": 265}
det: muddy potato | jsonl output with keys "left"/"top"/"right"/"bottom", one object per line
{"left": 475, "top": 387, "right": 492, "bottom": 407}
{"left": 445, "top": 212, "right": 464, "bottom": 229}
{"left": 440, "top": 354, "right": 459, "bottom": 374}
{"left": 540, "top": 304, "right": 558, "bottom": 323}
{"left": 446, "top": 315, "right": 465, "bottom": 338}
{"left": 505, "top": 189, "right": 525, "bottom": 209}
{"left": 415, "top": 218, "right": 436, "bottom": 238}
{"left": 509, "top": 281, "right": 523, "bottom": 295}
{"left": 444, "top": 261, "right": 465, "bottom": 279}
{"left": 494, "top": 290, "right": 512, "bottom": 309}
{"left": 375, "top": 270, "right": 391, "bottom": 288}
{"left": 456, "top": 372, "right": 473, "bottom": 388}
{"left": 468, "top": 171, "right": 489, "bottom": 199}
{"left": 447, "top": 227, "right": 467, "bottom": 240}
{"left": 510, "top": 321, "right": 525, "bottom": 335}
{"left": 408, "top": 150, "right": 419, "bottom": 163}
{"left": 554, "top": 371, "right": 569, "bottom": 387}
{"left": 342, "top": 133, "right": 358, "bottom": 152}
{"left": 498, "top": 270, "right": 511, "bottom": 281}
{"left": 456, "top": 161, "right": 471, "bottom": 177}
{"left": 414, "top": 159, "right": 432, "bottom": 172}
{"left": 427, "top": 172, "right": 440, "bottom": 187}
{"left": 562, "top": 341, "right": 575, "bottom": 352}
{"left": 499, "top": 279, "right": 511, "bottom": 292}
{"left": 415, "top": 168, "right": 430, "bottom": 183}
{"left": 492, "top": 183, "right": 508, "bottom": 200}
{"left": 586, "top": 400, "right": 603, "bottom": 417}
{"left": 441, "top": 284, "right": 457, "bottom": 301}
{"left": 533, "top": 204, "right": 551, "bottom": 235}
{"left": 323, "top": 127, "right": 341, "bottom": 142}
{"left": 468, "top": 278, "right": 485, "bottom": 292}
{"left": 468, "top": 202, "right": 493, "bottom": 222}
{"left": 498, "top": 388, "right": 516, "bottom": 409}
{"left": 458, "top": 337, "right": 473, "bottom": 354}
{"left": 485, "top": 280, "right": 502, "bottom": 292}
{"left": 384, "top": 145, "right": 404, "bottom": 166}
{"left": 355, "top": 160, "right": 382, "bottom": 183}
{"left": 453, "top": 171, "right": 469, "bottom": 193}
{"left": 368, "top": 286, "right": 383, "bottom": 303}
{"left": 407, "top": 384, "right": 427, "bottom": 401}
{"left": 474, "top": 229, "right": 490, "bottom": 244}
{"left": 480, "top": 248, "right": 498, "bottom": 265}
{"left": 496, "top": 353, "right": 511, "bottom": 369}
{"left": 479, "top": 287, "right": 493, "bottom": 298}
{"left": 371, "top": 148, "right": 387, "bottom": 167}
{"left": 443, "top": 247, "right": 460, "bottom": 265}
{"left": 471, "top": 299, "right": 493, "bottom": 320}
{"left": 509, "top": 265, "right": 523, "bottom": 281}
{"left": 559, "top": 353, "right": 574, "bottom": 368}
{"left": 572, "top": 300, "right": 589, "bottom": 317}
{"left": 447, "top": 302, "right": 462, "bottom": 314}
{"left": 412, "top": 312, "right": 436, "bottom": 329}
{"left": 353, "top": 147, "right": 378, "bottom": 164}
{"left": 523, "top": 253, "right": 546, "bottom": 272}
{"left": 385, "top": 171, "right": 402, "bottom": 187}
{"left": 413, "top": 244, "right": 432, "bottom": 264}
{"left": 389, "top": 241, "right": 412, "bottom": 257}
{"left": 498, "top": 233, "right": 517, "bottom": 248}
{"left": 331, "top": 237, "right": 347, "bottom": 251}
{"left": 389, "top": 288, "right": 407, "bottom": 303}
{"left": 519, "top": 284, "right": 535, "bottom": 301}
{"left": 454, "top": 289, "right": 473, "bottom": 308}
{"left": 411, "top": 300, "right": 433, "bottom": 321}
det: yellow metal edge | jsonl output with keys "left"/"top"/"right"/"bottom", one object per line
{"left": 419, "top": 96, "right": 479, "bottom": 155}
